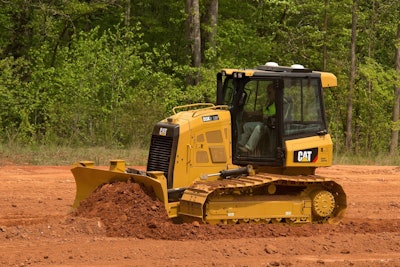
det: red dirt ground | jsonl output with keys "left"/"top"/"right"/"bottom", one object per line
{"left": 0, "top": 164, "right": 399, "bottom": 266}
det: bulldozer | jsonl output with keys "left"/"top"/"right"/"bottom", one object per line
{"left": 71, "top": 62, "right": 347, "bottom": 224}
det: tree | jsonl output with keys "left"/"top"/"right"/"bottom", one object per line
{"left": 345, "top": 0, "right": 358, "bottom": 151}
{"left": 390, "top": 20, "right": 400, "bottom": 155}
{"left": 185, "top": 0, "right": 201, "bottom": 86}
{"left": 323, "top": 0, "right": 329, "bottom": 71}
{"left": 202, "top": 0, "right": 218, "bottom": 66}
{"left": 1, "top": 0, "right": 32, "bottom": 59}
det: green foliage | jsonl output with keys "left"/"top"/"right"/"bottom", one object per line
{"left": 0, "top": 23, "right": 182, "bottom": 148}
{"left": 0, "top": 0, "right": 399, "bottom": 158}
{"left": 0, "top": 55, "right": 32, "bottom": 143}
{"left": 217, "top": 18, "right": 274, "bottom": 67}
{"left": 46, "top": 25, "right": 182, "bottom": 147}
{"left": 354, "top": 57, "right": 398, "bottom": 152}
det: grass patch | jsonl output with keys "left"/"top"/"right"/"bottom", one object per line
{"left": 333, "top": 152, "right": 400, "bottom": 166}
{"left": 0, "top": 144, "right": 148, "bottom": 166}
{"left": 1, "top": 143, "right": 399, "bottom": 166}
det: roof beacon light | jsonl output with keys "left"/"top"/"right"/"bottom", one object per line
{"left": 265, "top": 62, "right": 279, "bottom": 67}
{"left": 291, "top": 64, "right": 305, "bottom": 69}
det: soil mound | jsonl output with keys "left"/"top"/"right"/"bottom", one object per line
{"left": 73, "top": 181, "right": 176, "bottom": 239}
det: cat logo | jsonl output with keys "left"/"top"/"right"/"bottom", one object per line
{"left": 159, "top": 127, "right": 168, "bottom": 136}
{"left": 294, "top": 148, "right": 318, "bottom": 163}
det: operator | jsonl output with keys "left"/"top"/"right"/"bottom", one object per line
{"left": 238, "top": 83, "right": 276, "bottom": 153}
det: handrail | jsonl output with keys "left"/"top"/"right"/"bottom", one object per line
{"left": 172, "top": 103, "right": 228, "bottom": 115}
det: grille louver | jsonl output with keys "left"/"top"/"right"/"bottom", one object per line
{"left": 147, "top": 135, "right": 173, "bottom": 182}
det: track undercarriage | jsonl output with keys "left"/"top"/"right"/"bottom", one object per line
{"left": 179, "top": 173, "right": 347, "bottom": 224}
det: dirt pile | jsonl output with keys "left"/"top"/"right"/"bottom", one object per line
{"left": 73, "top": 181, "right": 174, "bottom": 239}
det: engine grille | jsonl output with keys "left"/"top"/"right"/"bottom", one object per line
{"left": 147, "top": 134, "right": 173, "bottom": 186}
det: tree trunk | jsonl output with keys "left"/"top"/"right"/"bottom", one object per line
{"left": 125, "top": 0, "right": 131, "bottom": 26}
{"left": 366, "top": 1, "right": 377, "bottom": 152}
{"left": 389, "top": 20, "right": 400, "bottom": 155}
{"left": 205, "top": 0, "right": 218, "bottom": 65}
{"left": 192, "top": 0, "right": 201, "bottom": 69}
{"left": 345, "top": 0, "right": 358, "bottom": 152}
{"left": 185, "top": 0, "right": 192, "bottom": 62}
{"left": 185, "top": 0, "right": 201, "bottom": 86}
{"left": 323, "top": 0, "right": 329, "bottom": 71}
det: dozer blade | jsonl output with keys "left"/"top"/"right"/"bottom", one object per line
{"left": 71, "top": 161, "right": 168, "bottom": 210}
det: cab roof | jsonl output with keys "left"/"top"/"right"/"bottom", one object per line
{"left": 220, "top": 65, "right": 337, "bottom": 88}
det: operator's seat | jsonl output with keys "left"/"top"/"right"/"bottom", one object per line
{"left": 255, "top": 96, "right": 293, "bottom": 157}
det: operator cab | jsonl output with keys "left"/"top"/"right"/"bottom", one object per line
{"left": 217, "top": 63, "right": 329, "bottom": 167}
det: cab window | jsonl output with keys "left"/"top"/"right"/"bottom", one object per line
{"left": 283, "top": 78, "right": 325, "bottom": 136}
{"left": 222, "top": 78, "right": 235, "bottom": 106}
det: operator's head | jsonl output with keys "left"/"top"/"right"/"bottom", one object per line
{"left": 267, "top": 83, "right": 275, "bottom": 101}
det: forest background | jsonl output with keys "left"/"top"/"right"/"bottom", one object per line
{"left": 0, "top": 0, "right": 400, "bottom": 165}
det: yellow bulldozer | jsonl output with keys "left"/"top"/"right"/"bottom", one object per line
{"left": 71, "top": 62, "right": 347, "bottom": 224}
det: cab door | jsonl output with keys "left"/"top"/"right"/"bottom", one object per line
{"left": 219, "top": 75, "right": 284, "bottom": 166}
